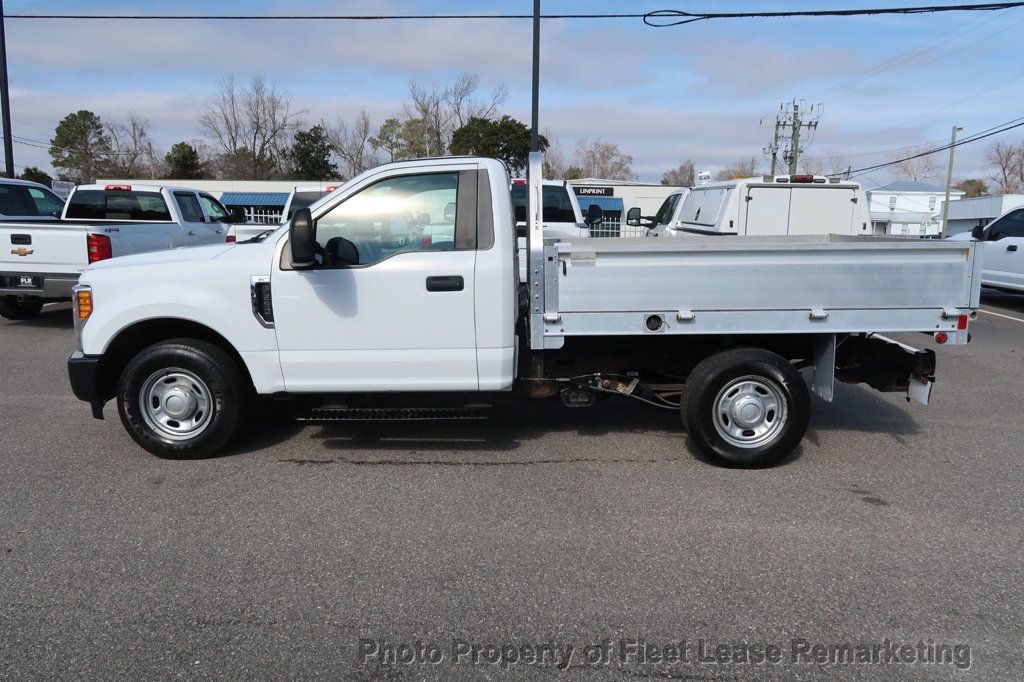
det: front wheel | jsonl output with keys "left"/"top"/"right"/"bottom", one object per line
{"left": 117, "top": 339, "right": 245, "bottom": 458}
{"left": 681, "top": 348, "right": 810, "bottom": 467}
{"left": 0, "top": 295, "right": 44, "bottom": 320}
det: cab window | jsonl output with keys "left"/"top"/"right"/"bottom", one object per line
{"left": 652, "top": 194, "right": 680, "bottom": 225}
{"left": 313, "top": 172, "right": 458, "bottom": 267}
{"left": 987, "top": 209, "right": 1024, "bottom": 240}
{"left": 0, "top": 185, "right": 32, "bottom": 216}
{"left": 198, "top": 194, "right": 229, "bottom": 222}
{"left": 174, "top": 192, "right": 205, "bottom": 222}
{"left": 511, "top": 185, "right": 577, "bottom": 223}
{"left": 26, "top": 187, "right": 65, "bottom": 216}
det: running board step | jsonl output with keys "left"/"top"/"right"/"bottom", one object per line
{"left": 299, "top": 405, "right": 492, "bottom": 422}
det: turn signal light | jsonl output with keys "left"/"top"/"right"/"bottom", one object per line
{"left": 75, "top": 289, "right": 92, "bottom": 320}
{"left": 87, "top": 233, "right": 112, "bottom": 263}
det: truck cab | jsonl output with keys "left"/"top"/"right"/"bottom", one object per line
{"left": 950, "top": 207, "right": 1024, "bottom": 292}
{"left": 638, "top": 175, "right": 871, "bottom": 238}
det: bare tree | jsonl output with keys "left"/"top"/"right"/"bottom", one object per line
{"left": 331, "top": 110, "right": 379, "bottom": 178}
{"left": 106, "top": 112, "right": 156, "bottom": 178}
{"left": 889, "top": 145, "right": 942, "bottom": 183}
{"left": 662, "top": 160, "right": 695, "bottom": 186}
{"left": 404, "top": 73, "right": 508, "bottom": 156}
{"left": 542, "top": 131, "right": 567, "bottom": 179}
{"left": 987, "top": 141, "right": 1024, "bottom": 193}
{"left": 715, "top": 157, "right": 760, "bottom": 180}
{"left": 571, "top": 138, "right": 635, "bottom": 180}
{"left": 797, "top": 150, "right": 849, "bottom": 177}
{"left": 198, "top": 75, "right": 306, "bottom": 179}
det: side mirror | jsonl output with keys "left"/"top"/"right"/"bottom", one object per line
{"left": 626, "top": 206, "right": 641, "bottom": 227}
{"left": 289, "top": 207, "right": 316, "bottom": 268}
{"left": 970, "top": 225, "right": 985, "bottom": 241}
{"left": 585, "top": 203, "right": 604, "bottom": 226}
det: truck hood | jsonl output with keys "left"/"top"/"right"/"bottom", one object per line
{"left": 86, "top": 243, "right": 236, "bottom": 271}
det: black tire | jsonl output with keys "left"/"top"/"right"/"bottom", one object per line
{"left": 116, "top": 339, "right": 245, "bottom": 458}
{"left": 681, "top": 348, "right": 810, "bottom": 467}
{"left": 0, "top": 295, "right": 44, "bottom": 320}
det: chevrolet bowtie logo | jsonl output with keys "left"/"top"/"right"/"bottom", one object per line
{"left": 11, "top": 248, "right": 34, "bottom": 256}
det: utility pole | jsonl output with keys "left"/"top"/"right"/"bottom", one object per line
{"left": 788, "top": 101, "right": 801, "bottom": 175}
{"left": 941, "top": 125, "right": 963, "bottom": 239}
{"left": 530, "top": 0, "right": 540, "bottom": 153}
{"left": 766, "top": 100, "right": 819, "bottom": 177}
{"left": 0, "top": 0, "right": 15, "bottom": 178}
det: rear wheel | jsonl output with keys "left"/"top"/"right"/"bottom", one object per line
{"left": 117, "top": 339, "right": 244, "bottom": 458}
{"left": 681, "top": 348, "right": 810, "bottom": 467}
{"left": 0, "top": 295, "right": 44, "bottom": 320}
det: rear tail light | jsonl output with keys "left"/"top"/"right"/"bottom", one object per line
{"left": 421, "top": 235, "right": 432, "bottom": 246}
{"left": 511, "top": 179, "right": 527, "bottom": 185}
{"left": 226, "top": 234, "right": 236, "bottom": 243}
{"left": 935, "top": 332, "right": 948, "bottom": 344}
{"left": 87, "top": 233, "right": 112, "bottom": 263}
{"left": 790, "top": 175, "right": 814, "bottom": 183}
{"left": 325, "top": 185, "right": 338, "bottom": 192}
{"left": 104, "top": 184, "right": 131, "bottom": 191}
{"left": 957, "top": 314, "right": 969, "bottom": 331}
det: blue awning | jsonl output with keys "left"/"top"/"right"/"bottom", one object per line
{"left": 577, "top": 196, "right": 624, "bottom": 213}
{"left": 219, "top": 192, "right": 289, "bottom": 207}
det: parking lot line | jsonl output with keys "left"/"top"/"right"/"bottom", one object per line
{"left": 979, "top": 308, "right": 1024, "bottom": 324}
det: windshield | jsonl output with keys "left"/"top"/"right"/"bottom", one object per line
{"left": 652, "top": 194, "right": 680, "bottom": 225}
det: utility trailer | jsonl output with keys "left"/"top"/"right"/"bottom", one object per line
{"left": 67, "top": 154, "right": 981, "bottom": 466}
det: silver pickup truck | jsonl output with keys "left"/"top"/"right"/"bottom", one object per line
{"left": 0, "top": 183, "right": 244, "bottom": 319}
{"left": 67, "top": 154, "right": 981, "bottom": 467}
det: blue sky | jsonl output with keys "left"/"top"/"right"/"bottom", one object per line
{"left": 4, "top": 0, "right": 1023, "bottom": 185}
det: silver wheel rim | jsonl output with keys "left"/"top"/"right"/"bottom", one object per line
{"left": 712, "top": 375, "right": 788, "bottom": 449}
{"left": 138, "top": 367, "right": 214, "bottom": 441}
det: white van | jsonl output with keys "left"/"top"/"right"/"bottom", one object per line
{"left": 635, "top": 175, "right": 871, "bottom": 238}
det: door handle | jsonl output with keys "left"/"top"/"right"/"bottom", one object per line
{"left": 1007, "top": 245, "right": 1018, "bottom": 252}
{"left": 186, "top": 230, "right": 196, "bottom": 236}
{"left": 425, "top": 275, "right": 464, "bottom": 292}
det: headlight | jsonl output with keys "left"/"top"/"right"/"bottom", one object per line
{"left": 72, "top": 284, "right": 92, "bottom": 352}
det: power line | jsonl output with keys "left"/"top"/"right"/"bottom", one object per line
{"left": 644, "top": 2, "right": 1024, "bottom": 26}
{"left": 848, "top": 117, "right": 1024, "bottom": 176}
{"left": 5, "top": 3, "right": 1024, "bottom": 22}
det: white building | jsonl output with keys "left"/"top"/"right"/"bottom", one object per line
{"left": 865, "top": 180, "right": 964, "bottom": 237}
{"left": 943, "top": 193, "right": 1024, "bottom": 237}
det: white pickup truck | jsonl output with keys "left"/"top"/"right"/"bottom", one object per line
{"left": 0, "top": 183, "right": 244, "bottom": 319}
{"left": 635, "top": 175, "right": 871, "bottom": 238}
{"left": 67, "top": 155, "right": 981, "bottom": 467}
{"left": 948, "top": 206, "right": 1024, "bottom": 293}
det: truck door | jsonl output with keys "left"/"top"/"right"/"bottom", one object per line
{"left": 744, "top": 187, "right": 790, "bottom": 235}
{"left": 197, "top": 194, "right": 233, "bottom": 242}
{"left": 981, "top": 208, "right": 1024, "bottom": 289}
{"left": 173, "top": 191, "right": 216, "bottom": 246}
{"left": 271, "top": 166, "right": 480, "bottom": 391}
{"left": 788, "top": 187, "right": 858, "bottom": 235}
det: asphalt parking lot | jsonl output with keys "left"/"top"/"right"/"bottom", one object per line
{"left": 1, "top": 295, "right": 1022, "bottom": 680}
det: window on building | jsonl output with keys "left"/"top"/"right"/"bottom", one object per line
{"left": 888, "top": 195, "right": 897, "bottom": 210}
{"left": 928, "top": 196, "right": 937, "bottom": 210}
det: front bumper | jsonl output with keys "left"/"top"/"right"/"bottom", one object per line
{"left": 68, "top": 352, "right": 105, "bottom": 419}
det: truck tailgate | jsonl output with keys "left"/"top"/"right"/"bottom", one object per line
{"left": 541, "top": 234, "right": 981, "bottom": 340}
{"left": 1, "top": 222, "right": 87, "bottom": 274}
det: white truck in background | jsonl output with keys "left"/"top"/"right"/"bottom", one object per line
{"left": 511, "top": 178, "right": 603, "bottom": 282}
{"left": 0, "top": 184, "right": 244, "bottom": 319}
{"left": 634, "top": 175, "right": 871, "bottom": 238}
{"left": 949, "top": 206, "right": 1024, "bottom": 293}
{"left": 227, "top": 184, "right": 343, "bottom": 244}
{"left": 67, "top": 155, "right": 981, "bottom": 468}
